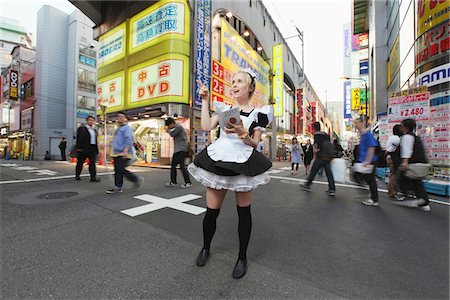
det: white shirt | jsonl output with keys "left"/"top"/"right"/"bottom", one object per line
{"left": 385, "top": 135, "right": 400, "bottom": 153}
{"left": 86, "top": 125, "right": 96, "bottom": 145}
{"left": 400, "top": 134, "right": 414, "bottom": 159}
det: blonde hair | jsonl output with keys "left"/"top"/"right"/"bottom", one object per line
{"left": 233, "top": 70, "right": 256, "bottom": 98}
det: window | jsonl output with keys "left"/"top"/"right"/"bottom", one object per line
{"left": 77, "top": 68, "right": 96, "bottom": 93}
{"left": 79, "top": 44, "right": 96, "bottom": 68}
{"left": 77, "top": 95, "right": 96, "bottom": 110}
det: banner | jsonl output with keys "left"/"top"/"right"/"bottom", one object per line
{"left": 343, "top": 81, "right": 352, "bottom": 119}
{"left": 9, "top": 69, "right": 18, "bottom": 101}
{"left": 415, "top": 19, "right": 449, "bottom": 66}
{"left": 128, "top": 53, "right": 189, "bottom": 107}
{"left": 273, "top": 44, "right": 283, "bottom": 116}
{"left": 220, "top": 19, "right": 270, "bottom": 108}
{"left": 97, "top": 71, "right": 125, "bottom": 113}
{"left": 388, "top": 35, "right": 400, "bottom": 85}
{"left": 194, "top": 0, "right": 211, "bottom": 108}
{"left": 210, "top": 59, "right": 234, "bottom": 106}
{"left": 98, "top": 22, "right": 125, "bottom": 67}
{"left": 417, "top": 0, "right": 450, "bottom": 37}
{"left": 129, "top": 0, "right": 190, "bottom": 55}
{"left": 351, "top": 88, "right": 360, "bottom": 110}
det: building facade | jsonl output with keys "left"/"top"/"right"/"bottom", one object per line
{"left": 33, "top": 6, "right": 97, "bottom": 160}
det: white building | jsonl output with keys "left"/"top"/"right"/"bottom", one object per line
{"left": 34, "top": 6, "right": 97, "bottom": 160}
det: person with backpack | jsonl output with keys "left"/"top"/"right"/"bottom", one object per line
{"left": 396, "top": 118, "right": 430, "bottom": 212}
{"left": 353, "top": 117, "right": 379, "bottom": 207}
{"left": 301, "top": 121, "right": 336, "bottom": 196}
{"left": 385, "top": 124, "right": 402, "bottom": 200}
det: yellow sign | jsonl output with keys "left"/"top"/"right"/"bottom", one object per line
{"left": 98, "top": 22, "right": 126, "bottom": 67}
{"left": 389, "top": 86, "right": 428, "bottom": 98}
{"left": 351, "top": 88, "right": 360, "bottom": 110}
{"left": 220, "top": 19, "right": 270, "bottom": 108}
{"left": 273, "top": 44, "right": 283, "bottom": 117}
{"left": 128, "top": 0, "right": 190, "bottom": 55}
{"left": 417, "top": 0, "right": 450, "bottom": 36}
{"left": 127, "top": 53, "right": 189, "bottom": 108}
{"left": 388, "top": 35, "right": 399, "bottom": 86}
{"left": 359, "top": 104, "right": 369, "bottom": 117}
{"left": 96, "top": 71, "right": 125, "bottom": 114}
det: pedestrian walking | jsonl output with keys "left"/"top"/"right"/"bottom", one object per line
{"left": 396, "top": 118, "right": 431, "bottom": 212}
{"left": 106, "top": 112, "right": 143, "bottom": 194}
{"left": 75, "top": 116, "right": 100, "bottom": 182}
{"left": 290, "top": 137, "right": 302, "bottom": 175}
{"left": 352, "top": 118, "right": 379, "bottom": 207}
{"left": 301, "top": 122, "right": 336, "bottom": 196}
{"left": 59, "top": 137, "right": 67, "bottom": 161}
{"left": 333, "top": 139, "right": 344, "bottom": 158}
{"left": 190, "top": 71, "right": 273, "bottom": 279}
{"left": 165, "top": 117, "right": 192, "bottom": 188}
{"left": 302, "top": 139, "right": 313, "bottom": 175}
{"left": 386, "top": 124, "right": 402, "bottom": 199}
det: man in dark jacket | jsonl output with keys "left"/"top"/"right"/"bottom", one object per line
{"left": 75, "top": 116, "right": 100, "bottom": 182}
{"left": 59, "top": 137, "right": 67, "bottom": 161}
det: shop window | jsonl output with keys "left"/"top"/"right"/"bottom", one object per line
{"left": 77, "top": 68, "right": 96, "bottom": 93}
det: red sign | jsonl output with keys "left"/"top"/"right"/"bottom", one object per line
{"left": 416, "top": 20, "right": 449, "bottom": 66}
{"left": 296, "top": 89, "right": 303, "bottom": 134}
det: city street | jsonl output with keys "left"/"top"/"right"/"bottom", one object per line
{"left": 1, "top": 160, "right": 448, "bottom": 299}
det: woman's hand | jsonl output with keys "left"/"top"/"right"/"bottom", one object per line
{"left": 197, "top": 80, "right": 209, "bottom": 101}
{"left": 224, "top": 122, "right": 247, "bottom": 136}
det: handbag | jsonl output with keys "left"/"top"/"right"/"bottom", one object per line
{"left": 405, "top": 163, "right": 431, "bottom": 179}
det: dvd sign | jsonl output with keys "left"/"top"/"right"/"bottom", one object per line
{"left": 9, "top": 70, "right": 18, "bottom": 101}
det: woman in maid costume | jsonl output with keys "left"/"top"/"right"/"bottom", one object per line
{"left": 189, "top": 69, "right": 273, "bottom": 279}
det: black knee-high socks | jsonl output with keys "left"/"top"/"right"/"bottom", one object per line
{"left": 202, "top": 205, "right": 252, "bottom": 260}
{"left": 202, "top": 207, "right": 220, "bottom": 250}
{"left": 237, "top": 205, "right": 252, "bottom": 260}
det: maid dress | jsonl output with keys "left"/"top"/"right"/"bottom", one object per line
{"left": 188, "top": 101, "right": 274, "bottom": 192}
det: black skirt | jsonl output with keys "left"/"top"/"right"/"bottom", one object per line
{"left": 194, "top": 147, "right": 272, "bottom": 177}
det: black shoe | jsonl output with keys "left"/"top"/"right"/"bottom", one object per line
{"left": 301, "top": 184, "right": 311, "bottom": 192}
{"left": 75, "top": 176, "right": 81, "bottom": 181}
{"left": 90, "top": 177, "right": 101, "bottom": 182}
{"left": 195, "top": 248, "right": 210, "bottom": 267}
{"left": 232, "top": 259, "right": 247, "bottom": 279}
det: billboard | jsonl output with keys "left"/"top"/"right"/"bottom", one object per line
{"left": 415, "top": 19, "right": 449, "bottom": 67}
{"left": 351, "top": 88, "right": 360, "bottom": 110}
{"left": 273, "top": 44, "right": 283, "bottom": 116}
{"left": 417, "top": 0, "right": 450, "bottom": 37}
{"left": 220, "top": 19, "right": 270, "bottom": 108}
{"left": 129, "top": 0, "right": 190, "bottom": 55}
{"left": 98, "top": 22, "right": 126, "bottom": 67}
{"left": 388, "top": 35, "right": 400, "bottom": 85}
{"left": 352, "top": 33, "right": 368, "bottom": 51}
{"left": 193, "top": 0, "right": 211, "bottom": 108}
{"left": 128, "top": 53, "right": 189, "bottom": 107}
{"left": 343, "top": 81, "right": 352, "bottom": 119}
{"left": 97, "top": 71, "right": 125, "bottom": 113}
{"left": 415, "top": 62, "right": 450, "bottom": 88}
{"left": 388, "top": 87, "right": 430, "bottom": 123}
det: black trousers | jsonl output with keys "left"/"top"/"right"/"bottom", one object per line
{"left": 398, "top": 171, "right": 429, "bottom": 204}
{"left": 60, "top": 148, "right": 66, "bottom": 161}
{"left": 306, "top": 158, "right": 335, "bottom": 191}
{"left": 352, "top": 164, "right": 379, "bottom": 202}
{"left": 171, "top": 151, "right": 191, "bottom": 184}
{"left": 75, "top": 149, "right": 97, "bottom": 178}
{"left": 114, "top": 156, "right": 138, "bottom": 188}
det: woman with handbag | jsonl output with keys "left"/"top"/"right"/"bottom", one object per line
{"left": 397, "top": 118, "right": 431, "bottom": 212}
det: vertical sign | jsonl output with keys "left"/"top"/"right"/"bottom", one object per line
{"left": 194, "top": 0, "right": 211, "bottom": 108}
{"left": 273, "top": 44, "right": 283, "bottom": 117}
{"left": 351, "top": 88, "right": 360, "bottom": 110}
{"left": 9, "top": 70, "right": 18, "bottom": 101}
{"left": 343, "top": 81, "right": 352, "bottom": 119}
{"left": 296, "top": 89, "right": 303, "bottom": 134}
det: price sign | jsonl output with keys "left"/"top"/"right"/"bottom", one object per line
{"left": 388, "top": 91, "right": 430, "bottom": 123}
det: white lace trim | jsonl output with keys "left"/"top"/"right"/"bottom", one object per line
{"left": 207, "top": 139, "right": 254, "bottom": 163}
{"left": 188, "top": 164, "right": 270, "bottom": 192}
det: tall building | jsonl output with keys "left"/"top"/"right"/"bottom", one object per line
{"left": 34, "top": 6, "right": 97, "bottom": 160}
{"left": 0, "top": 17, "right": 33, "bottom": 70}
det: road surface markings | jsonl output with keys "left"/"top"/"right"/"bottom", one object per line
{"left": 271, "top": 175, "right": 450, "bottom": 206}
{"left": 121, "top": 194, "right": 206, "bottom": 217}
{"left": 1, "top": 163, "right": 59, "bottom": 176}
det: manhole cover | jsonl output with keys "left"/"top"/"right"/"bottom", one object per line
{"left": 37, "top": 192, "right": 79, "bottom": 200}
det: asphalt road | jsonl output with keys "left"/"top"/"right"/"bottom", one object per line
{"left": 1, "top": 159, "right": 449, "bottom": 299}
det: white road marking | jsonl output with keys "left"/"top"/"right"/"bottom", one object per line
{"left": 270, "top": 175, "right": 450, "bottom": 206}
{"left": 266, "top": 170, "right": 284, "bottom": 174}
{"left": 12, "top": 166, "right": 39, "bottom": 171}
{"left": 27, "top": 170, "right": 59, "bottom": 176}
{"left": 121, "top": 194, "right": 205, "bottom": 217}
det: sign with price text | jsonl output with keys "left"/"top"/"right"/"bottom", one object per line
{"left": 388, "top": 88, "right": 430, "bottom": 123}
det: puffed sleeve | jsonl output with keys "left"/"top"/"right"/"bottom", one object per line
{"left": 212, "top": 100, "right": 229, "bottom": 112}
{"left": 248, "top": 105, "right": 274, "bottom": 135}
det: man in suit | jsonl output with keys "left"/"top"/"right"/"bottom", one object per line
{"left": 58, "top": 137, "right": 67, "bottom": 161}
{"left": 75, "top": 115, "right": 100, "bottom": 182}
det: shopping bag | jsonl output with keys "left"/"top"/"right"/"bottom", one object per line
{"left": 330, "top": 158, "right": 347, "bottom": 183}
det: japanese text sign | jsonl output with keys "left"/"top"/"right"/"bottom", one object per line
{"left": 98, "top": 22, "right": 125, "bottom": 67}
{"left": 97, "top": 72, "right": 124, "bottom": 112}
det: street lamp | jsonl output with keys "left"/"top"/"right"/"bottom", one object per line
{"left": 341, "top": 76, "right": 368, "bottom": 125}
